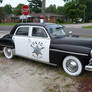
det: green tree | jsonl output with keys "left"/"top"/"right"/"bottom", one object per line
{"left": 86, "top": 0, "right": 92, "bottom": 22}
{"left": 64, "top": 1, "right": 85, "bottom": 22}
{"left": 29, "top": 0, "right": 42, "bottom": 13}
{"left": 13, "top": 4, "right": 24, "bottom": 15}
{"left": 63, "top": 0, "right": 92, "bottom": 22}
{"left": 56, "top": 6, "right": 65, "bottom": 15}
{"left": 79, "top": 0, "right": 87, "bottom": 4}
{"left": 64, "top": 0, "right": 80, "bottom": 3}
{"left": 46, "top": 4, "right": 57, "bottom": 13}
{"left": 4, "top": 4, "right": 12, "bottom": 14}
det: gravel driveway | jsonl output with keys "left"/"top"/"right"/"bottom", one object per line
{"left": 0, "top": 53, "right": 78, "bottom": 92}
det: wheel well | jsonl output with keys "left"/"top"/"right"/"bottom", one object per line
{"left": 57, "top": 54, "right": 66, "bottom": 67}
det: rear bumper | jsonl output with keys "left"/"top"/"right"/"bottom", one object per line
{"left": 85, "top": 59, "right": 92, "bottom": 71}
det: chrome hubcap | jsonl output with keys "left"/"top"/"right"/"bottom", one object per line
{"left": 7, "top": 49, "right": 11, "bottom": 52}
{"left": 66, "top": 59, "right": 78, "bottom": 73}
{"left": 6, "top": 48, "right": 12, "bottom": 56}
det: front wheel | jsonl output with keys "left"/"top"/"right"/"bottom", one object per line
{"left": 3, "top": 47, "right": 14, "bottom": 59}
{"left": 62, "top": 56, "right": 82, "bottom": 76}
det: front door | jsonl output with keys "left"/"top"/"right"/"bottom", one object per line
{"left": 12, "top": 26, "right": 29, "bottom": 57}
{"left": 28, "top": 26, "right": 50, "bottom": 63}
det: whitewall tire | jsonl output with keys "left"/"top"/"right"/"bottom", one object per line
{"left": 62, "top": 56, "right": 82, "bottom": 76}
{"left": 3, "top": 47, "right": 14, "bottom": 59}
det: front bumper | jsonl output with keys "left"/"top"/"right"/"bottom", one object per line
{"left": 85, "top": 59, "right": 92, "bottom": 71}
{"left": 85, "top": 65, "right": 92, "bottom": 71}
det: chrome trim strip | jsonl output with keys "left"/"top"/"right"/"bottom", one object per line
{"left": 50, "top": 49, "right": 88, "bottom": 56}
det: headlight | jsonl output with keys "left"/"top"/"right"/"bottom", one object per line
{"left": 90, "top": 50, "right": 92, "bottom": 57}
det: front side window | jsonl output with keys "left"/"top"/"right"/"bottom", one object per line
{"left": 16, "top": 27, "right": 29, "bottom": 36}
{"left": 47, "top": 25, "right": 66, "bottom": 38}
{"left": 32, "top": 27, "right": 48, "bottom": 38}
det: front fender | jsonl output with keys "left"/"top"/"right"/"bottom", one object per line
{"left": 50, "top": 44, "right": 91, "bottom": 56}
{"left": 50, "top": 44, "right": 91, "bottom": 65}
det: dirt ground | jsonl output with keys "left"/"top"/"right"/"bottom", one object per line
{"left": 78, "top": 72, "right": 92, "bottom": 92}
{"left": 0, "top": 52, "right": 79, "bottom": 92}
{"left": 1, "top": 52, "right": 92, "bottom": 92}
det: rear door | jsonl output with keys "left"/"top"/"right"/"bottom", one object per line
{"left": 12, "top": 26, "right": 29, "bottom": 57}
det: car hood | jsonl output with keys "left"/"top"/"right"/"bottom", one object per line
{"left": 52, "top": 37, "right": 92, "bottom": 48}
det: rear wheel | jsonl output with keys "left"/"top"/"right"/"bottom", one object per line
{"left": 3, "top": 47, "right": 14, "bottom": 59}
{"left": 62, "top": 56, "right": 82, "bottom": 76}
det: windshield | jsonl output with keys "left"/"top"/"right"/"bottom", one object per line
{"left": 47, "top": 25, "right": 66, "bottom": 38}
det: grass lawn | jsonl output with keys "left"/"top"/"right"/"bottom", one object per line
{"left": 0, "top": 23, "right": 18, "bottom": 26}
{"left": 82, "top": 26, "right": 92, "bottom": 29}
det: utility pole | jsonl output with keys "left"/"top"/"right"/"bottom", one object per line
{"left": 83, "top": 5, "right": 86, "bottom": 23}
{"left": 42, "top": 0, "right": 46, "bottom": 17}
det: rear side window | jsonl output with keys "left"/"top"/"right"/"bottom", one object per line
{"left": 16, "top": 27, "right": 29, "bottom": 36}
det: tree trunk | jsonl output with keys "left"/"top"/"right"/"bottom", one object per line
{"left": 42, "top": 0, "right": 46, "bottom": 16}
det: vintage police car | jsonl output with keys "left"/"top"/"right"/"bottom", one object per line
{"left": 0, "top": 23, "right": 92, "bottom": 76}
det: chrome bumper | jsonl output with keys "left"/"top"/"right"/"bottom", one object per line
{"left": 85, "top": 65, "right": 92, "bottom": 71}
{"left": 85, "top": 59, "right": 92, "bottom": 71}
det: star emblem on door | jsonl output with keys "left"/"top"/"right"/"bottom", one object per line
{"left": 31, "top": 45, "right": 44, "bottom": 56}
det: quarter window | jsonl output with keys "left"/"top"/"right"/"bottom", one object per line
{"left": 16, "top": 27, "right": 29, "bottom": 36}
{"left": 32, "top": 27, "right": 48, "bottom": 38}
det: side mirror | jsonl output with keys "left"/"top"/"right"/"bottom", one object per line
{"left": 69, "top": 31, "right": 72, "bottom": 37}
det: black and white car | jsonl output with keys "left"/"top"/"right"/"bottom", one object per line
{"left": 0, "top": 23, "right": 92, "bottom": 76}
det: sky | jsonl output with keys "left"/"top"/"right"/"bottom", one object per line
{"left": 0, "top": 0, "right": 65, "bottom": 7}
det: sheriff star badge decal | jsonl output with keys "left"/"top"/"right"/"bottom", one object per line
{"left": 31, "top": 42, "right": 44, "bottom": 57}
